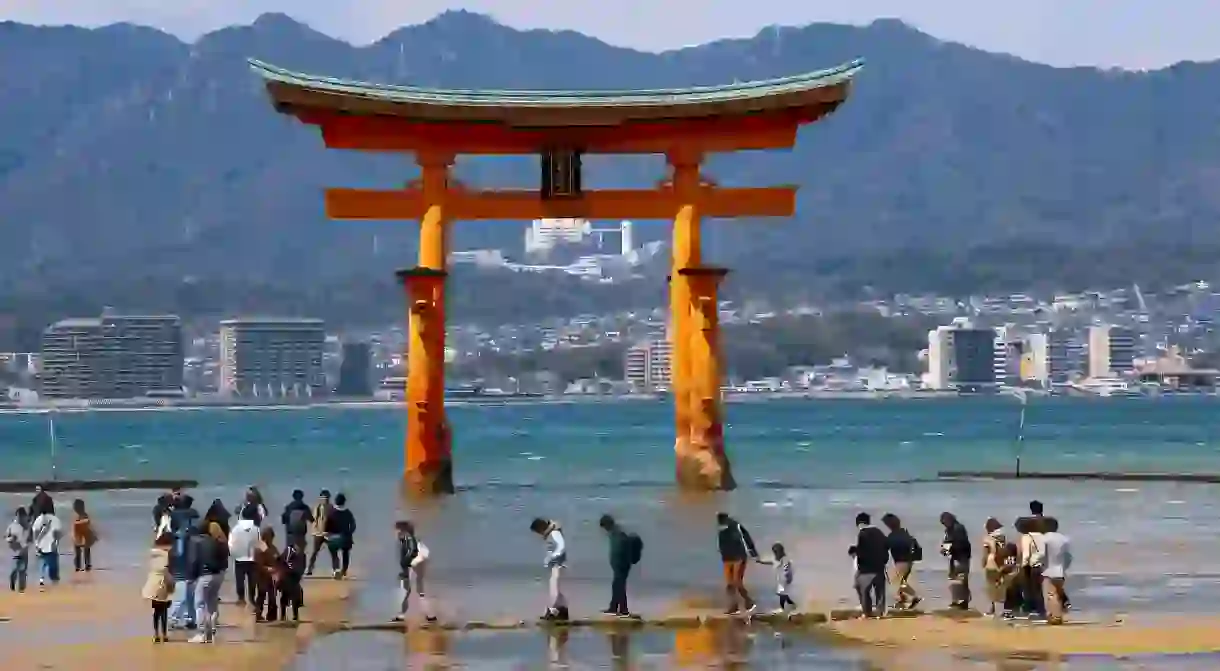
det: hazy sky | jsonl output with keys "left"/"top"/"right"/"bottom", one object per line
{"left": 4, "top": 1, "right": 1218, "bottom": 69}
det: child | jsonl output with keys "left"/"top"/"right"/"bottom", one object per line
{"left": 758, "top": 542, "right": 797, "bottom": 613}
{"left": 6, "top": 507, "right": 30, "bottom": 592}
{"left": 142, "top": 531, "right": 175, "bottom": 642}
{"left": 71, "top": 498, "right": 97, "bottom": 572}
{"left": 278, "top": 538, "right": 307, "bottom": 621}
{"left": 530, "top": 517, "right": 569, "bottom": 621}
{"left": 393, "top": 521, "right": 436, "bottom": 623}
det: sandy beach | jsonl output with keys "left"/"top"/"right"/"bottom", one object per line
{"left": 0, "top": 569, "right": 355, "bottom": 670}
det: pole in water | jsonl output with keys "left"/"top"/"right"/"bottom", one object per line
{"left": 48, "top": 410, "right": 58, "bottom": 482}
{"left": 1013, "top": 391, "right": 1028, "bottom": 479}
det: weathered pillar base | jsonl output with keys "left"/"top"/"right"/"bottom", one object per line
{"left": 677, "top": 266, "right": 735, "bottom": 492}
{"left": 398, "top": 268, "right": 455, "bottom": 498}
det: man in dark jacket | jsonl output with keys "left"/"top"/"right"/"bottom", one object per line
{"left": 281, "top": 489, "right": 314, "bottom": 550}
{"left": 940, "top": 511, "right": 972, "bottom": 609}
{"left": 168, "top": 494, "right": 200, "bottom": 629}
{"left": 716, "top": 512, "right": 759, "bottom": 615}
{"left": 599, "top": 514, "right": 639, "bottom": 617}
{"left": 850, "top": 512, "right": 890, "bottom": 618}
{"left": 882, "top": 513, "right": 922, "bottom": 610}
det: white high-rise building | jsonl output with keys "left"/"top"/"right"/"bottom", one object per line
{"left": 624, "top": 339, "right": 671, "bottom": 392}
{"left": 1088, "top": 325, "right": 1137, "bottom": 378}
{"left": 219, "top": 318, "right": 326, "bottom": 398}
{"left": 924, "top": 319, "right": 999, "bottom": 392}
{"left": 620, "top": 220, "right": 634, "bottom": 256}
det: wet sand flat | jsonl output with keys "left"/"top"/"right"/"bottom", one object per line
{"left": 0, "top": 574, "right": 355, "bottom": 670}
{"left": 829, "top": 614, "right": 1220, "bottom": 656}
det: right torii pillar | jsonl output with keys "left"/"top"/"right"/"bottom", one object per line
{"left": 669, "top": 152, "right": 735, "bottom": 491}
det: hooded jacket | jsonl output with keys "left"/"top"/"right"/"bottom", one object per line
{"left": 717, "top": 517, "right": 759, "bottom": 562}
{"left": 228, "top": 518, "right": 261, "bottom": 562}
{"left": 541, "top": 521, "right": 566, "bottom": 568}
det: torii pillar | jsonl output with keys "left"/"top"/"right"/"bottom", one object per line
{"left": 396, "top": 152, "right": 455, "bottom": 496}
{"left": 668, "top": 151, "right": 734, "bottom": 490}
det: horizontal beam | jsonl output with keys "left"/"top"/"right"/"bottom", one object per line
{"left": 326, "top": 187, "right": 796, "bottom": 221}
{"left": 306, "top": 107, "right": 837, "bottom": 155}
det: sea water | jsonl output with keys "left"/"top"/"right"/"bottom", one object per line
{"left": 1, "top": 397, "right": 1219, "bottom": 668}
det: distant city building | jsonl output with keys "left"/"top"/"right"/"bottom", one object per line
{"left": 993, "top": 326, "right": 1024, "bottom": 387}
{"left": 924, "top": 319, "right": 998, "bottom": 392}
{"left": 624, "top": 339, "right": 671, "bottom": 392}
{"left": 335, "top": 341, "right": 373, "bottom": 397}
{"left": 1087, "top": 325, "right": 1137, "bottom": 378}
{"left": 524, "top": 218, "right": 636, "bottom": 261}
{"left": 40, "top": 313, "right": 183, "bottom": 399}
{"left": 219, "top": 318, "right": 325, "bottom": 398}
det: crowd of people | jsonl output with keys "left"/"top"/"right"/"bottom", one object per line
{"left": 847, "top": 500, "right": 1074, "bottom": 624}
{"left": 6, "top": 485, "right": 97, "bottom": 591}
{"left": 7, "top": 487, "right": 1076, "bottom": 639}
{"left": 143, "top": 486, "right": 359, "bottom": 642}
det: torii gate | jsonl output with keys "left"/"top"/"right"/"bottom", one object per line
{"left": 251, "top": 58, "right": 862, "bottom": 497}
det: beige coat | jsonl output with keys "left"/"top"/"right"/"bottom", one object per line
{"left": 141, "top": 547, "right": 173, "bottom": 601}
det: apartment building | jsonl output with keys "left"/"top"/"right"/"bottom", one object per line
{"left": 219, "top": 318, "right": 325, "bottom": 398}
{"left": 40, "top": 313, "right": 183, "bottom": 399}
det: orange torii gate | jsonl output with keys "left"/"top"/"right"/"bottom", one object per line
{"left": 251, "top": 59, "right": 862, "bottom": 496}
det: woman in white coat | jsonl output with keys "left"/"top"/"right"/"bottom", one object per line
{"left": 30, "top": 503, "right": 63, "bottom": 587}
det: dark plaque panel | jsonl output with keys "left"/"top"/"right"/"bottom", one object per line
{"left": 541, "top": 149, "right": 583, "bottom": 200}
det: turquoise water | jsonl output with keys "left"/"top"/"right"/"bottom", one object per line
{"left": 2, "top": 397, "right": 1219, "bottom": 668}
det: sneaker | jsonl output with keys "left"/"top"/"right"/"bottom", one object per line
{"left": 392, "top": 614, "right": 407, "bottom": 622}
{"left": 725, "top": 609, "right": 740, "bottom": 616}
{"left": 425, "top": 616, "right": 438, "bottom": 624}
{"left": 745, "top": 604, "right": 757, "bottom": 615}
{"left": 601, "top": 609, "right": 618, "bottom": 616}
{"left": 332, "top": 570, "right": 341, "bottom": 580}
{"left": 909, "top": 597, "right": 922, "bottom": 610}
{"left": 188, "top": 634, "right": 209, "bottom": 644}
{"left": 153, "top": 636, "right": 162, "bottom": 644}
{"left": 555, "top": 606, "right": 570, "bottom": 621}
{"left": 616, "top": 612, "right": 634, "bottom": 619}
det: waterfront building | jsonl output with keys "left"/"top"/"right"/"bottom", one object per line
{"left": 40, "top": 313, "right": 183, "bottom": 399}
{"left": 624, "top": 339, "right": 672, "bottom": 392}
{"left": 993, "top": 325, "right": 1024, "bottom": 387}
{"left": 335, "top": 341, "right": 373, "bottom": 396}
{"left": 924, "top": 318, "right": 998, "bottom": 392}
{"left": 1088, "top": 324, "right": 1137, "bottom": 378}
{"left": 219, "top": 318, "right": 325, "bottom": 398}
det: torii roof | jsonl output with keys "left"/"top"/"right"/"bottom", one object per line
{"left": 249, "top": 58, "right": 863, "bottom": 127}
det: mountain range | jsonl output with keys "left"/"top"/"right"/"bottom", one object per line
{"left": 1, "top": 11, "right": 1219, "bottom": 329}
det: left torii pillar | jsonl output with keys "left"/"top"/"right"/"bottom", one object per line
{"left": 396, "top": 152, "right": 455, "bottom": 496}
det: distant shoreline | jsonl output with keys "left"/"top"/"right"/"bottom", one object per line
{"left": 0, "top": 389, "right": 1212, "bottom": 415}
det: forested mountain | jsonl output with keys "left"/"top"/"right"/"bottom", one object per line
{"left": 1, "top": 11, "right": 1219, "bottom": 346}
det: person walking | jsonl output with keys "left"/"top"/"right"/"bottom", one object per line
{"left": 323, "top": 493, "right": 356, "bottom": 579}
{"left": 167, "top": 493, "right": 200, "bottom": 630}
{"left": 189, "top": 502, "right": 230, "bottom": 643}
{"left": 598, "top": 514, "right": 642, "bottom": 617}
{"left": 71, "top": 498, "right": 97, "bottom": 572}
{"left": 393, "top": 520, "right": 436, "bottom": 623}
{"left": 716, "top": 512, "right": 760, "bottom": 616}
{"left": 142, "top": 530, "right": 175, "bottom": 643}
{"left": 281, "top": 489, "right": 314, "bottom": 552}
{"left": 1029, "top": 500, "right": 1071, "bottom": 610}
{"left": 881, "top": 513, "right": 922, "bottom": 611}
{"left": 5, "top": 507, "right": 31, "bottom": 593}
{"left": 278, "top": 538, "right": 307, "bottom": 622}
{"left": 1039, "top": 517, "right": 1072, "bottom": 625}
{"left": 850, "top": 512, "right": 889, "bottom": 618}
{"left": 939, "top": 512, "right": 973, "bottom": 610}
{"left": 530, "top": 517, "right": 569, "bottom": 621}
{"left": 306, "top": 490, "right": 333, "bottom": 576}
{"left": 253, "top": 527, "right": 281, "bottom": 622}
{"left": 30, "top": 502, "right": 63, "bottom": 588}
{"left": 980, "top": 517, "right": 1015, "bottom": 617}
{"left": 757, "top": 542, "right": 797, "bottom": 614}
{"left": 228, "top": 506, "right": 261, "bottom": 608}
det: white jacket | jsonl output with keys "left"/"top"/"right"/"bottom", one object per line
{"left": 30, "top": 513, "right": 62, "bottom": 554}
{"left": 228, "top": 519, "right": 261, "bottom": 562}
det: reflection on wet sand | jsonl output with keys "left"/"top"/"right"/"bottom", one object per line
{"left": 404, "top": 627, "right": 452, "bottom": 670}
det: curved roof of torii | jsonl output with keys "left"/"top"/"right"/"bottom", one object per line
{"left": 249, "top": 58, "right": 864, "bottom": 127}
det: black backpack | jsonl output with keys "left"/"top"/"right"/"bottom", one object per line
{"left": 628, "top": 533, "right": 643, "bottom": 565}
{"left": 287, "top": 507, "right": 309, "bottom": 537}
{"left": 910, "top": 536, "right": 924, "bottom": 562}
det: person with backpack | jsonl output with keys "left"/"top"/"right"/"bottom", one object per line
{"left": 881, "top": 513, "right": 922, "bottom": 611}
{"left": 598, "top": 514, "right": 642, "bottom": 618}
{"left": 280, "top": 489, "right": 314, "bottom": 552}
{"left": 980, "top": 517, "right": 1016, "bottom": 617}
{"left": 716, "top": 512, "right": 760, "bottom": 616}
{"left": 167, "top": 494, "right": 199, "bottom": 629}
{"left": 189, "top": 503, "right": 230, "bottom": 643}
{"left": 939, "top": 511, "right": 973, "bottom": 611}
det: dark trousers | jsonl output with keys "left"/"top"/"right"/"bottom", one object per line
{"left": 1022, "top": 566, "right": 1045, "bottom": 615}
{"left": 608, "top": 566, "right": 631, "bottom": 614}
{"left": 255, "top": 581, "right": 278, "bottom": 621}
{"left": 233, "top": 561, "right": 255, "bottom": 604}
{"left": 73, "top": 545, "right": 92, "bottom": 571}
{"left": 279, "top": 580, "right": 302, "bottom": 620}
{"left": 308, "top": 536, "right": 331, "bottom": 573}
{"left": 151, "top": 599, "right": 170, "bottom": 636}
{"left": 328, "top": 545, "right": 351, "bottom": 575}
